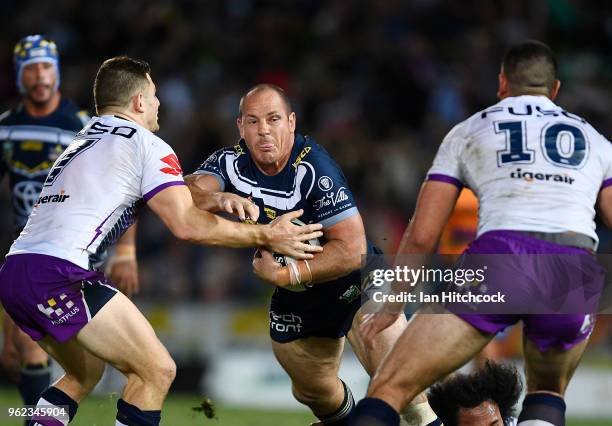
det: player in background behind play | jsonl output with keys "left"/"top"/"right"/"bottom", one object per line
{"left": 351, "top": 40, "right": 612, "bottom": 426}
{"left": 0, "top": 35, "right": 139, "bottom": 417}
{"left": 0, "top": 56, "right": 323, "bottom": 426}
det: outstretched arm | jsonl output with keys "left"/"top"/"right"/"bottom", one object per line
{"left": 361, "top": 181, "right": 461, "bottom": 347}
{"left": 147, "top": 184, "right": 322, "bottom": 259}
{"left": 184, "top": 174, "right": 259, "bottom": 221}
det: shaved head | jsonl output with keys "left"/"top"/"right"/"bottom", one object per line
{"left": 502, "top": 40, "right": 558, "bottom": 97}
{"left": 239, "top": 84, "right": 292, "bottom": 118}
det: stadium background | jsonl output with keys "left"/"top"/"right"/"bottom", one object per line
{"left": 0, "top": 1, "right": 611, "bottom": 424}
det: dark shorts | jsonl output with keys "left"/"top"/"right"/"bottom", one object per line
{"left": 0, "top": 253, "right": 118, "bottom": 343}
{"left": 455, "top": 231, "right": 602, "bottom": 352}
{"left": 269, "top": 271, "right": 363, "bottom": 343}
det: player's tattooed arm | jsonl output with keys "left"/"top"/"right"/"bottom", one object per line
{"left": 184, "top": 174, "right": 259, "bottom": 221}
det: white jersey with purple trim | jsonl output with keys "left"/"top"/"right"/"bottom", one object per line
{"left": 427, "top": 95, "right": 612, "bottom": 241}
{"left": 8, "top": 115, "right": 185, "bottom": 269}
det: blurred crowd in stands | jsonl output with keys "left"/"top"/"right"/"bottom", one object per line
{"left": 1, "top": 0, "right": 611, "bottom": 303}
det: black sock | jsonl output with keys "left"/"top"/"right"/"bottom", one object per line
{"left": 518, "top": 393, "right": 566, "bottom": 426}
{"left": 317, "top": 379, "right": 355, "bottom": 425}
{"left": 18, "top": 362, "right": 51, "bottom": 406}
{"left": 350, "top": 398, "right": 400, "bottom": 426}
{"left": 116, "top": 398, "right": 161, "bottom": 426}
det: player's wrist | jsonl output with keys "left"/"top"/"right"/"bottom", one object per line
{"left": 255, "top": 224, "right": 270, "bottom": 247}
{"left": 212, "top": 192, "right": 226, "bottom": 212}
{"left": 115, "top": 244, "right": 136, "bottom": 258}
{"left": 298, "top": 260, "right": 314, "bottom": 286}
{"left": 277, "top": 267, "right": 291, "bottom": 287}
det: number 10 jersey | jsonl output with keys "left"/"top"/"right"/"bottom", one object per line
{"left": 427, "top": 95, "right": 612, "bottom": 241}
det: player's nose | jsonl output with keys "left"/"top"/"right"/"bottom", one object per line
{"left": 257, "top": 121, "right": 270, "bottom": 135}
{"left": 33, "top": 64, "right": 45, "bottom": 78}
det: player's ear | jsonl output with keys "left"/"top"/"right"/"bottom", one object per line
{"left": 133, "top": 93, "right": 145, "bottom": 113}
{"left": 288, "top": 112, "right": 296, "bottom": 133}
{"left": 550, "top": 79, "right": 561, "bottom": 101}
{"left": 497, "top": 72, "right": 508, "bottom": 100}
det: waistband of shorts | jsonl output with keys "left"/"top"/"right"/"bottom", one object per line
{"left": 518, "top": 231, "right": 597, "bottom": 252}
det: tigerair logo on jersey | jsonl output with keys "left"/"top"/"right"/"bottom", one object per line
{"left": 510, "top": 168, "right": 575, "bottom": 185}
{"left": 160, "top": 154, "right": 183, "bottom": 176}
{"left": 35, "top": 189, "right": 70, "bottom": 206}
{"left": 292, "top": 146, "right": 311, "bottom": 169}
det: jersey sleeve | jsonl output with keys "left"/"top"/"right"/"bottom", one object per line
{"left": 304, "top": 145, "right": 358, "bottom": 228}
{"left": 426, "top": 123, "right": 466, "bottom": 188}
{"left": 141, "top": 135, "right": 186, "bottom": 202}
{"left": 191, "top": 148, "right": 229, "bottom": 191}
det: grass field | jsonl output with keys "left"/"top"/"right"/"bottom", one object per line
{"left": 0, "top": 387, "right": 610, "bottom": 425}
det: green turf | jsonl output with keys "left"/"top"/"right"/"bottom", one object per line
{"left": 0, "top": 387, "right": 315, "bottom": 425}
{"left": 0, "top": 387, "right": 610, "bottom": 425}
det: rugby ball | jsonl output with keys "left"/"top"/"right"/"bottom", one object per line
{"left": 274, "top": 218, "right": 321, "bottom": 292}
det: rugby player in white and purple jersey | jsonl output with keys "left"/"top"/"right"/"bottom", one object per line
{"left": 0, "top": 56, "right": 323, "bottom": 426}
{"left": 352, "top": 41, "right": 612, "bottom": 426}
{"left": 0, "top": 35, "right": 138, "bottom": 419}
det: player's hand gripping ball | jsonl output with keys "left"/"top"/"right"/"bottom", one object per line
{"left": 256, "top": 218, "right": 321, "bottom": 292}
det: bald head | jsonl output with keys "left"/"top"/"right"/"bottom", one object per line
{"left": 501, "top": 40, "right": 558, "bottom": 97}
{"left": 239, "top": 84, "right": 292, "bottom": 118}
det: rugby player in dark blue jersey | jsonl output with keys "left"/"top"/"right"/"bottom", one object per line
{"left": 0, "top": 35, "right": 139, "bottom": 413}
{"left": 186, "top": 84, "right": 440, "bottom": 426}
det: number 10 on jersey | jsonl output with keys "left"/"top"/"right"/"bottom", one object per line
{"left": 495, "top": 121, "right": 588, "bottom": 169}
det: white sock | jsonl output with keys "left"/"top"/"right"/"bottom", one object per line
{"left": 400, "top": 402, "right": 438, "bottom": 426}
{"left": 32, "top": 396, "right": 70, "bottom": 425}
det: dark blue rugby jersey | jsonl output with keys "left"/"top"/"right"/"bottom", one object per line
{"left": 0, "top": 99, "right": 89, "bottom": 232}
{"left": 193, "top": 134, "right": 358, "bottom": 228}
